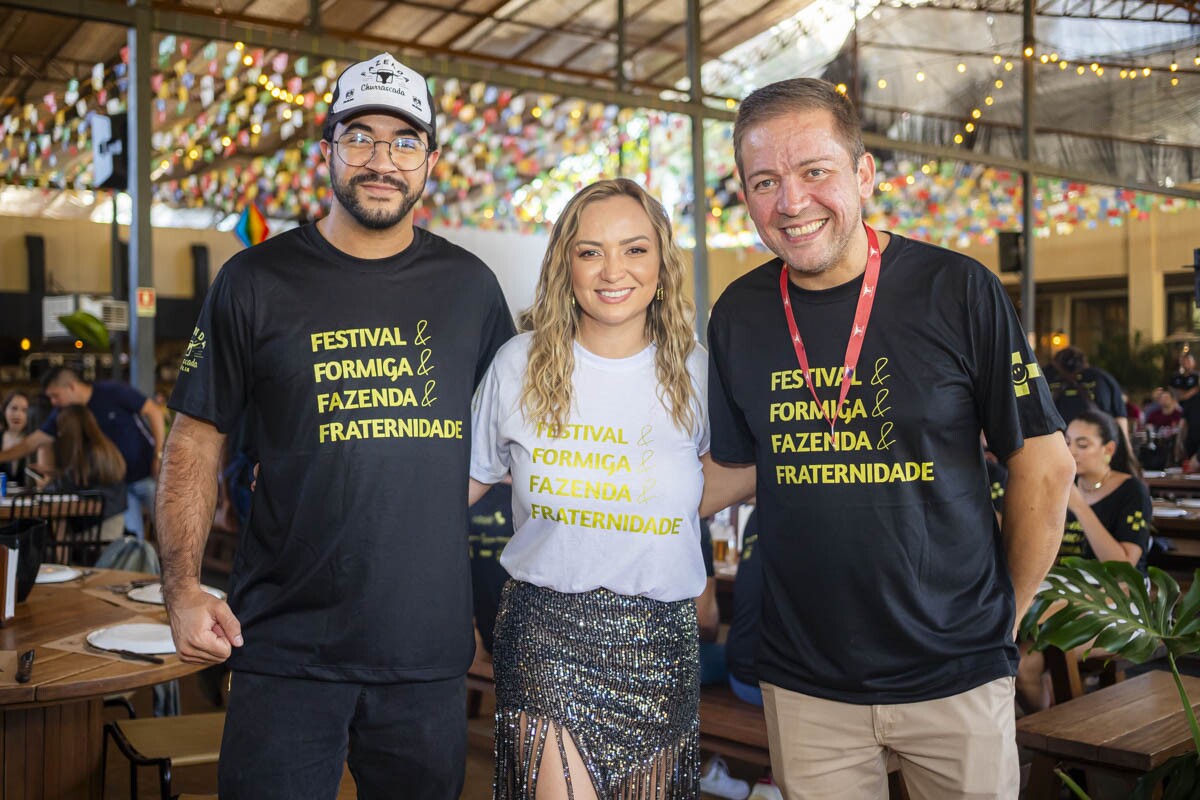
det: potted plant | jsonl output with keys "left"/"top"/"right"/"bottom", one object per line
{"left": 1022, "top": 557, "right": 1200, "bottom": 799}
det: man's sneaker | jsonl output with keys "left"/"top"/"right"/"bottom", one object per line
{"left": 748, "top": 778, "right": 783, "bottom": 800}
{"left": 700, "top": 756, "right": 750, "bottom": 800}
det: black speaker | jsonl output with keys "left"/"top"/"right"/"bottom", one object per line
{"left": 1192, "top": 247, "right": 1200, "bottom": 308}
{"left": 25, "top": 235, "right": 45, "bottom": 297}
{"left": 998, "top": 231, "right": 1022, "bottom": 273}
{"left": 92, "top": 113, "right": 127, "bottom": 191}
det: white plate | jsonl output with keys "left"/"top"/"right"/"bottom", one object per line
{"left": 1177, "top": 499, "right": 1200, "bottom": 508}
{"left": 1153, "top": 507, "right": 1189, "bottom": 518}
{"left": 35, "top": 563, "right": 81, "bottom": 584}
{"left": 127, "top": 583, "right": 225, "bottom": 605}
{"left": 1143, "top": 470, "right": 1167, "bottom": 479}
{"left": 86, "top": 623, "right": 176, "bottom": 655}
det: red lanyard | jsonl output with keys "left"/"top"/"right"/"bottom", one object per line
{"left": 778, "top": 224, "right": 882, "bottom": 436}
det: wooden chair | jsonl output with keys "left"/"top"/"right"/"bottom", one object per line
{"left": 9, "top": 489, "right": 108, "bottom": 565}
{"left": 103, "top": 711, "right": 225, "bottom": 800}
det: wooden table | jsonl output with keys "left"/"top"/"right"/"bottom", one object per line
{"left": 1016, "top": 670, "right": 1200, "bottom": 799}
{"left": 0, "top": 569, "right": 201, "bottom": 800}
{"left": 1146, "top": 474, "right": 1200, "bottom": 497}
{"left": 1151, "top": 501, "right": 1200, "bottom": 540}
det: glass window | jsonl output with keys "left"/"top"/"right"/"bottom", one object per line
{"left": 1071, "top": 296, "right": 1128, "bottom": 356}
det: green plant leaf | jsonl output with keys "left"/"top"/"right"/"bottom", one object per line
{"left": 56, "top": 310, "right": 110, "bottom": 351}
{"left": 1032, "top": 559, "right": 1164, "bottom": 664}
{"left": 1131, "top": 754, "right": 1199, "bottom": 800}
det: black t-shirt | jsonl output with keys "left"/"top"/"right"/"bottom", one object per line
{"left": 707, "top": 234, "right": 1064, "bottom": 704}
{"left": 725, "top": 508, "right": 761, "bottom": 686}
{"left": 169, "top": 224, "right": 514, "bottom": 683}
{"left": 1059, "top": 477, "right": 1152, "bottom": 571}
{"left": 1043, "top": 365, "right": 1125, "bottom": 425}
{"left": 469, "top": 482, "right": 514, "bottom": 655}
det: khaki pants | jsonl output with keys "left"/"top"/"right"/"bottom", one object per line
{"left": 762, "top": 677, "right": 1018, "bottom": 800}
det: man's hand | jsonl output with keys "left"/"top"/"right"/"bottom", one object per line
{"left": 166, "top": 585, "right": 244, "bottom": 664}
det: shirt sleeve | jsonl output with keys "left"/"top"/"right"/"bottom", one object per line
{"left": 469, "top": 355, "right": 511, "bottom": 484}
{"left": 167, "top": 263, "right": 254, "bottom": 433}
{"left": 969, "top": 269, "right": 1065, "bottom": 461}
{"left": 691, "top": 346, "right": 711, "bottom": 457}
{"left": 474, "top": 279, "right": 516, "bottom": 390}
{"left": 39, "top": 408, "right": 59, "bottom": 437}
{"left": 1103, "top": 373, "right": 1126, "bottom": 419}
{"left": 1111, "top": 480, "right": 1152, "bottom": 554}
{"left": 707, "top": 307, "right": 756, "bottom": 465}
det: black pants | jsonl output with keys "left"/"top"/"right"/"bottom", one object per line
{"left": 218, "top": 671, "right": 467, "bottom": 800}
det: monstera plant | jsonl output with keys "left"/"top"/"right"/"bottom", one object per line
{"left": 1022, "top": 558, "right": 1200, "bottom": 799}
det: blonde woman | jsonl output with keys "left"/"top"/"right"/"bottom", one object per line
{"left": 470, "top": 179, "right": 742, "bottom": 799}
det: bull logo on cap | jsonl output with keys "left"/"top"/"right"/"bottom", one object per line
{"left": 368, "top": 56, "right": 408, "bottom": 86}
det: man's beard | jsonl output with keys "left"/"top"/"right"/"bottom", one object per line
{"left": 330, "top": 160, "right": 425, "bottom": 231}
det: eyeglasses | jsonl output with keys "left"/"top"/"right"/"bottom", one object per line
{"left": 333, "top": 132, "right": 430, "bottom": 171}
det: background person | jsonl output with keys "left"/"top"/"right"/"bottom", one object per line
{"left": 0, "top": 366, "right": 163, "bottom": 537}
{"left": 41, "top": 404, "right": 129, "bottom": 545}
{"left": 1, "top": 390, "right": 33, "bottom": 484}
{"left": 1015, "top": 408, "right": 1149, "bottom": 712}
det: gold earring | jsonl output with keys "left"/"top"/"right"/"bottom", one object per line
{"left": 656, "top": 285, "right": 664, "bottom": 301}
{"left": 570, "top": 295, "right": 576, "bottom": 308}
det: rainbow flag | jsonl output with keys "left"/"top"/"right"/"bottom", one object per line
{"left": 234, "top": 204, "right": 270, "bottom": 248}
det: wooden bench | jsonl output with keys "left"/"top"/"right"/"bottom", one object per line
{"left": 1017, "top": 670, "right": 1200, "bottom": 799}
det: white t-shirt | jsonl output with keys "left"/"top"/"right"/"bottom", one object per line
{"left": 471, "top": 332, "right": 709, "bottom": 602}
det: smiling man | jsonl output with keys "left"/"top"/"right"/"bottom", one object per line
{"left": 157, "top": 53, "right": 514, "bottom": 800}
{"left": 706, "top": 78, "right": 1075, "bottom": 799}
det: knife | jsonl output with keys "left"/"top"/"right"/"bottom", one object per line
{"left": 15, "top": 649, "right": 34, "bottom": 683}
{"left": 109, "top": 649, "right": 165, "bottom": 665}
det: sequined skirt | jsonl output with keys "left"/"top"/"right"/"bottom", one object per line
{"left": 492, "top": 579, "right": 700, "bottom": 799}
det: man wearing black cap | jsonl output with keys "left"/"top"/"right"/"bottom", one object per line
{"left": 157, "top": 53, "right": 514, "bottom": 799}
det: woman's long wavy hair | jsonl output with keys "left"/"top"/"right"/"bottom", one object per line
{"left": 520, "top": 178, "right": 698, "bottom": 434}
{"left": 53, "top": 404, "right": 125, "bottom": 488}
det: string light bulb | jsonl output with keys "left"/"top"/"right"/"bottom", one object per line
{"left": 1077, "top": 65, "right": 1085, "bottom": 74}
{"left": 993, "top": 55, "right": 1002, "bottom": 64}
{"left": 984, "top": 96, "right": 994, "bottom": 105}
{"left": 995, "top": 79, "right": 1004, "bottom": 89}
{"left": 916, "top": 71, "right": 926, "bottom": 81}
{"left": 1024, "top": 47, "right": 1034, "bottom": 58}
{"left": 1096, "top": 67, "right": 1104, "bottom": 75}
{"left": 957, "top": 63, "right": 966, "bottom": 73}
{"left": 1172, "top": 77, "right": 1180, "bottom": 86}
{"left": 1040, "top": 54, "right": 1049, "bottom": 64}
{"left": 877, "top": 78, "right": 888, "bottom": 89}
{"left": 953, "top": 134, "right": 964, "bottom": 143}
{"left": 1004, "top": 62, "right": 1014, "bottom": 71}
{"left": 1143, "top": 67, "right": 1151, "bottom": 76}
{"left": 965, "top": 122, "right": 975, "bottom": 132}
{"left": 971, "top": 108, "right": 982, "bottom": 119}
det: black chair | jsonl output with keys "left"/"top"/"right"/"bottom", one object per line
{"left": 9, "top": 489, "right": 108, "bottom": 566}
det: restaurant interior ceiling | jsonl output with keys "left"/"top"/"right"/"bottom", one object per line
{"left": 0, "top": 0, "right": 1197, "bottom": 225}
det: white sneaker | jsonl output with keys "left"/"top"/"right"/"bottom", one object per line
{"left": 700, "top": 756, "right": 751, "bottom": 800}
{"left": 748, "top": 781, "right": 783, "bottom": 800}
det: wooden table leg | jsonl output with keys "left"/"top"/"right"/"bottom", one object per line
{"left": 2, "top": 698, "right": 104, "bottom": 800}
{"left": 1025, "top": 753, "right": 1063, "bottom": 800}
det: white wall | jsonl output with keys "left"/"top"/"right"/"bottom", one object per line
{"left": 430, "top": 225, "right": 547, "bottom": 316}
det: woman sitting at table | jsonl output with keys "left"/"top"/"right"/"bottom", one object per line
{"left": 469, "top": 178, "right": 748, "bottom": 799}
{"left": 42, "top": 404, "right": 128, "bottom": 544}
{"left": 1, "top": 390, "right": 33, "bottom": 483}
{"left": 1016, "top": 408, "right": 1151, "bottom": 711}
